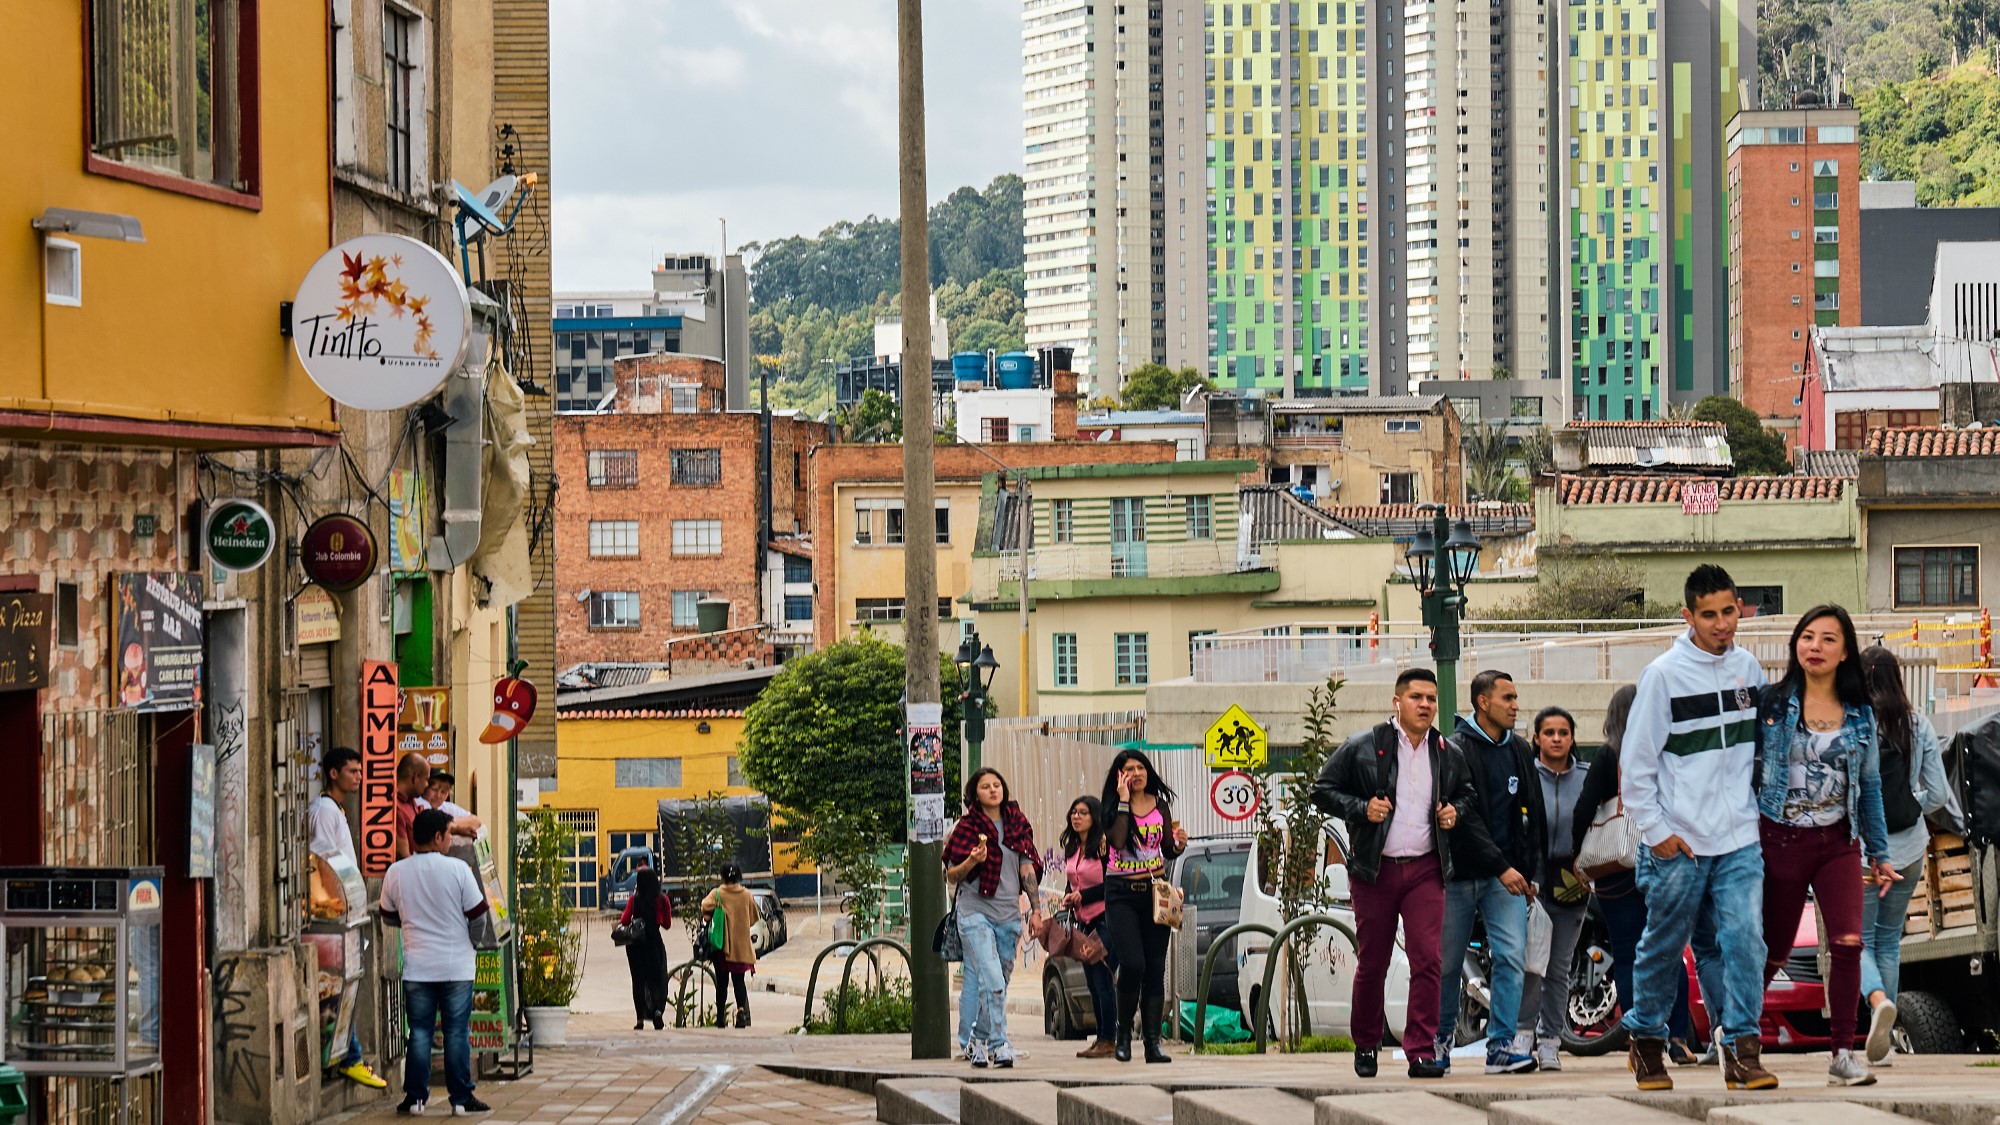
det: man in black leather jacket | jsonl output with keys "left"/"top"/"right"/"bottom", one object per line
{"left": 1438, "top": 670, "right": 1547, "bottom": 1074}
{"left": 1311, "top": 668, "right": 1477, "bottom": 1080}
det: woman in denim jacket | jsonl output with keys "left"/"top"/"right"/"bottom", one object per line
{"left": 1755, "top": 604, "right": 1897, "bottom": 1088}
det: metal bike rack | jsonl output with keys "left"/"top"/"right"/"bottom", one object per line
{"left": 1249, "top": 913, "right": 1357, "bottom": 1055}
{"left": 663, "top": 958, "right": 720, "bottom": 1028}
{"left": 1192, "top": 921, "right": 1274, "bottom": 1051}
{"left": 801, "top": 937, "right": 911, "bottom": 1033}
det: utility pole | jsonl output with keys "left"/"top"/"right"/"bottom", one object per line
{"left": 1017, "top": 472, "right": 1031, "bottom": 716}
{"left": 898, "top": 0, "right": 948, "bottom": 1061}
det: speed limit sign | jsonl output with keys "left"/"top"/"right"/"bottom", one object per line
{"left": 1210, "top": 769, "right": 1259, "bottom": 822}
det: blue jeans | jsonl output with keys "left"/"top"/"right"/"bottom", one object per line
{"left": 403, "top": 980, "right": 475, "bottom": 1107}
{"left": 1860, "top": 858, "right": 1923, "bottom": 1001}
{"left": 1621, "top": 844, "right": 1765, "bottom": 1043}
{"left": 955, "top": 912, "right": 1023, "bottom": 1052}
{"left": 340, "top": 1030, "right": 363, "bottom": 1068}
{"left": 1437, "top": 876, "right": 1529, "bottom": 1049}
{"left": 1079, "top": 916, "right": 1118, "bottom": 1042}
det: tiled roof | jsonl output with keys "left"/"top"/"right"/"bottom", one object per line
{"left": 1557, "top": 474, "right": 1849, "bottom": 504}
{"left": 1864, "top": 426, "right": 2000, "bottom": 457}
{"left": 1796, "top": 449, "right": 1860, "bottom": 477}
{"left": 1567, "top": 420, "right": 1728, "bottom": 430}
{"left": 560, "top": 709, "right": 745, "bottom": 720}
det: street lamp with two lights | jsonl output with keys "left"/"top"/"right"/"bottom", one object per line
{"left": 1401, "top": 505, "right": 1484, "bottom": 735}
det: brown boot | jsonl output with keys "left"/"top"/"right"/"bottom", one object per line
{"left": 1628, "top": 1036, "right": 1673, "bottom": 1091}
{"left": 1077, "top": 1039, "right": 1116, "bottom": 1058}
{"left": 1723, "top": 1035, "right": 1780, "bottom": 1090}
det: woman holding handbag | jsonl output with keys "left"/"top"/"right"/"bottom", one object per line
{"left": 616, "top": 866, "right": 672, "bottom": 1030}
{"left": 1100, "top": 749, "right": 1187, "bottom": 1065}
{"left": 943, "top": 767, "right": 1042, "bottom": 1068}
{"left": 699, "top": 862, "right": 758, "bottom": 1028}
{"left": 1059, "top": 796, "right": 1119, "bottom": 1058}
{"left": 1519, "top": 707, "right": 1592, "bottom": 1071}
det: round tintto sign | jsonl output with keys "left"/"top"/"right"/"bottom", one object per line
{"left": 204, "top": 499, "right": 276, "bottom": 572}
{"left": 291, "top": 234, "right": 472, "bottom": 410}
{"left": 302, "top": 514, "right": 378, "bottom": 592}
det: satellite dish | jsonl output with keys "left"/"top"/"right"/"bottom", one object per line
{"left": 454, "top": 176, "right": 517, "bottom": 242}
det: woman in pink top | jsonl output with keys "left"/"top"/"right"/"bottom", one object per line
{"left": 1059, "top": 796, "right": 1117, "bottom": 1058}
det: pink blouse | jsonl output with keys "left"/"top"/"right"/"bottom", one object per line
{"left": 1064, "top": 849, "right": 1107, "bottom": 924}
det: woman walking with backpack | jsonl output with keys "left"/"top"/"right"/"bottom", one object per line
{"left": 618, "top": 867, "right": 672, "bottom": 1030}
{"left": 1856, "top": 645, "right": 1950, "bottom": 1065}
{"left": 1100, "top": 749, "right": 1187, "bottom": 1064}
{"left": 700, "top": 863, "right": 758, "bottom": 1027}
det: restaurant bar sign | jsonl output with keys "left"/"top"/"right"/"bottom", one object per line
{"left": 204, "top": 499, "right": 276, "bottom": 573}
{"left": 0, "top": 593, "right": 53, "bottom": 693}
{"left": 112, "top": 572, "right": 205, "bottom": 712}
{"left": 291, "top": 233, "right": 472, "bottom": 411}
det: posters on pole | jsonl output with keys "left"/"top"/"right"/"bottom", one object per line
{"left": 359, "top": 660, "right": 401, "bottom": 877}
{"left": 112, "top": 572, "right": 205, "bottom": 711}
{"left": 907, "top": 701, "right": 946, "bottom": 844}
{"left": 389, "top": 470, "right": 429, "bottom": 572}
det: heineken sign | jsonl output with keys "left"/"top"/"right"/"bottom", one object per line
{"left": 204, "top": 500, "right": 276, "bottom": 573}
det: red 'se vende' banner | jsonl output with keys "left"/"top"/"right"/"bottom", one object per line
{"left": 360, "top": 659, "right": 401, "bottom": 877}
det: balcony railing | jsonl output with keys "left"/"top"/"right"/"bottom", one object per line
{"left": 1272, "top": 430, "right": 1344, "bottom": 448}
{"left": 995, "top": 540, "right": 1254, "bottom": 583}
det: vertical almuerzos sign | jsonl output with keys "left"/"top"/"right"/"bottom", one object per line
{"left": 360, "top": 660, "right": 402, "bottom": 877}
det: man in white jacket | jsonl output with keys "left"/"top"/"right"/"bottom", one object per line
{"left": 1619, "top": 564, "right": 1777, "bottom": 1093}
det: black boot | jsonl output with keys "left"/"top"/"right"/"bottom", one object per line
{"left": 1114, "top": 993, "right": 1137, "bottom": 1062}
{"left": 1141, "top": 995, "right": 1171, "bottom": 1063}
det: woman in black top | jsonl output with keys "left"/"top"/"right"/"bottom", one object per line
{"left": 618, "top": 866, "right": 672, "bottom": 1030}
{"left": 1098, "top": 749, "right": 1187, "bottom": 1063}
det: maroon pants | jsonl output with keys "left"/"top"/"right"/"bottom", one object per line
{"left": 1759, "top": 819, "right": 1864, "bottom": 1052}
{"left": 1351, "top": 852, "right": 1445, "bottom": 1058}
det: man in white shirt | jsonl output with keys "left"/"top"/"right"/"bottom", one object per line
{"left": 382, "top": 809, "right": 491, "bottom": 1116}
{"left": 309, "top": 747, "right": 387, "bottom": 1090}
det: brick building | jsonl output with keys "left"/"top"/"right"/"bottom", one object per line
{"left": 1726, "top": 106, "right": 1861, "bottom": 439}
{"left": 555, "top": 354, "right": 830, "bottom": 668}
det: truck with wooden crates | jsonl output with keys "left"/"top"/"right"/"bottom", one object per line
{"left": 1893, "top": 713, "right": 2000, "bottom": 1053}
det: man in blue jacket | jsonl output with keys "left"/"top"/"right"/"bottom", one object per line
{"left": 1620, "top": 564, "right": 1776, "bottom": 1092}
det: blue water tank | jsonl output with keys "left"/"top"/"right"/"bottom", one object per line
{"left": 952, "top": 352, "right": 987, "bottom": 384}
{"left": 996, "top": 351, "right": 1036, "bottom": 389}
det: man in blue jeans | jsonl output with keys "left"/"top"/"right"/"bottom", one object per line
{"left": 1440, "top": 670, "right": 1544, "bottom": 1074}
{"left": 1619, "top": 564, "right": 1776, "bottom": 1092}
{"left": 382, "top": 809, "right": 491, "bottom": 1115}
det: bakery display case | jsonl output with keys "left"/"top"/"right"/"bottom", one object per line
{"left": 0, "top": 867, "right": 164, "bottom": 1077}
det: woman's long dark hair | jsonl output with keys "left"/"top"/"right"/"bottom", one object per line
{"left": 1861, "top": 645, "right": 1913, "bottom": 756}
{"left": 1060, "top": 796, "right": 1106, "bottom": 859}
{"left": 1099, "top": 748, "right": 1177, "bottom": 815}
{"left": 633, "top": 865, "right": 662, "bottom": 922}
{"left": 1774, "top": 604, "right": 1871, "bottom": 709}
{"left": 1602, "top": 683, "right": 1637, "bottom": 760}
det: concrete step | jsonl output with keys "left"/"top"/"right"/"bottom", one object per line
{"left": 878, "top": 1076, "right": 966, "bottom": 1124}
{"left": 963, "top": 1080, "right": 1060, "bottom": 1125}
{"left": 1059, "top": 1084, "right": 1176, "bottom": 1125}
{"left": 1708, "top": 1105, "right": 1930, "bottom": 1125}
{"left": 1490, "top": 1096, "right": 1696, "bottom": 1125}
{"left": 1172, "top": 1088, "right": 1315, "bottom": 1125}
{"left": 1313, "top": 1091, "right": 1487, "bottom": 1125}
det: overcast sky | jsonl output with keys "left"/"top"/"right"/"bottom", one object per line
{"left": 550, "top": 0, "right": 1022, "bottom": 291}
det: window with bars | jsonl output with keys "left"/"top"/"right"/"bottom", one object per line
{"left": 671, "top": 590, "right": 708, "bottom": 628}
{"left": 550, "top": 809, "right": 599, "bottom": 908}
{"left": 854, "top": 597, "right": 954, "bottom": 623}
{"left": 88, "top": 0, "right": 257, "bottom": 194}
{"left": 1115, "top": 633, "right": 1150, "bottom": 686}
{"left": 1895, "top": 546, "right": 1978, "bottom": 607}
{"left": 587, "top": 520, "right": 639, "bottom": 557}
{"left": 587, "top": 449, "right": 639, "bottom": 488}
{"left": 615, "top": 758, "right": 682, "bottom": 788}
{"left": 1053, "top": 633, "right": 1078, "bottom": 687}
{"left": 588, "top": 591, "right": 640, "bottom": 629}
{"left": 671, "top": 448, "right": 722, "bottom": 485}
{"left": 671, "top": 520, "right": 722, "bottom": 556}
{"left": 383, "top": 7, "right": 416, "bottom": 194}
{"left": 982, "top": 417, "right": 1013, "bottom": 443}
{"left": 1185, "top": 495, "right": 1214, "bottom": 540}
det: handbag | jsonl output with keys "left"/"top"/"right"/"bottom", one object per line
{"left": 1575, "top": 794, "right": 1640, "bottom": 882}
{"left": 932, "top": 908, "right": 963, "bottom": 962}
{"left": 1150, "top": 877, "right": 1185, "bottom": 930}
{"left": 1038, "top": 910, "right": 1107, "bottom": 964}
{"left": 705, "top": 904, "right": 730, "bottom": 959}
{"left": 610, "top": 921, "right": 639, "bottom": 948}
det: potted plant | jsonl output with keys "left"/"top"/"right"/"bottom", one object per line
{"left": 516, "top": 808, "right": 584, "bottom": 1045}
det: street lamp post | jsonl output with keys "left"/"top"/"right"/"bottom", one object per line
{"left": 1401, "top": 506, "right": 1484, "bottom": 735}
{"left": 954, "top": 634, "right": 1001, "bottom": 775}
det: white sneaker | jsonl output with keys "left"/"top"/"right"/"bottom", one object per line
{"left": 1828, "top": 1048, "right": 1876, "bottom": 1087}
{"left": 991, "top": 1044, "right": 1016, "bottom": 1068}
{"left": 1864, "top": 1000, "right": 1898, "bottom": 1065}
{"left": 1536, "top": 1036, "right": 1562, "bottom": 1072}
{"left": 968, "top": 1042, "right": 990, "bottom": 1068}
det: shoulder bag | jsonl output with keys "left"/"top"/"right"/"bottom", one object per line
{"left": 610, "top": 920, "right": 639, "bottom": 947}
{"left": 932, "top": 907, "right": 963, "bottom": 962}
{"left": 1574, "top": 793, "right": 1640, "bottom": 882}
{"left": 1036, "top": 910, "right": 1107, "bottom": 964}
{"left": 1150, "top": 877, "right": 1185, "bottom": 930}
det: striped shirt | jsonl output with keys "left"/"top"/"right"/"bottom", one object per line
{"left": 1623, "top": 630, "right": 1767, "bottom": 857}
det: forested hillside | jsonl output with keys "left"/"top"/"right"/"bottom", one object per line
{"left": 1857, "top": 61, "right": 2000, "bottom": 204}
{"left": 1760, "top": 0, "right": 1998, "bottom": 106}
{"left": 745, "top": 175, "right": 1026, "bottom": 411}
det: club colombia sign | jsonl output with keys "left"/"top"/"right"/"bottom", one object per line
{"left": 291, "top": 233, "right": 472, "bottom": 410}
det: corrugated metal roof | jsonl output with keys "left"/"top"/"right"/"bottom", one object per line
{"left": 1566, "top": 422, "right": 1733, "bottom": 470}
{"left": 1796, "top": 449, "right": 1860, "bottom": 477}
{"left": 1238, "top": 485, "right": 1365, "bottom": 541}
{"left": 1865, "top": 426, "right": 2000, "bottom": 457}
{"left": 1557, "top": 474, "right": 1847, "bottom": 504}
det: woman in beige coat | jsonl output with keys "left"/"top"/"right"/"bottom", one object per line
{"left": 699, "top": 862, "right": 758, "bottom": 1027}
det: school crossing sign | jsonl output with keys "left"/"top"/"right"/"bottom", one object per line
{"left": 1204, "top": 703, "right": 1267, "bottom": 769}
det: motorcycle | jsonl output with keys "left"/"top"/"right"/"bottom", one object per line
{"left": 1451, "top": 903, "right": 1626, "bottom": 1055}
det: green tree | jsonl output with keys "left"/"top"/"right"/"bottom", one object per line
{"left": 1475, "top": 557, "right": 1681, "bottom": 623}
{"left": 1120, "top": 363, "right": 1213, "bottom": 410}
{"left": 1691, "top": 394, "right": 1794, "bottom": 475}
{"left": 517, "top": 809, "right": 586, "bottom": 1007}
{"left": 1464, "top": 422, "right": 1529, "bottom": 503}
{"left": 738, "top": 633, "right": 978, "bottom": 932}
{"left": 841, "top": 388, "right": 902, "bottom": 443}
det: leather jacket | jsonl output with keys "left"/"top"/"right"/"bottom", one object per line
{"left": 1311, "top": 721, "right": 1478, "bottom": 884}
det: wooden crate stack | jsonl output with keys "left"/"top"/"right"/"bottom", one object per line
{"left": 1904, "top": 833, "right": 1976, "bottom": 937}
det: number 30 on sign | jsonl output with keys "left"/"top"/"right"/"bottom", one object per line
{"left": 1210, "top": 770, "right": 1259, "bottom": 821}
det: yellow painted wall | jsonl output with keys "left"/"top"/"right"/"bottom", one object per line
{"left": 832, "top": 480, "right": 983, "bottom": 651}
{"left": 4, "top": 2, "right": 336, "bottom": 432}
